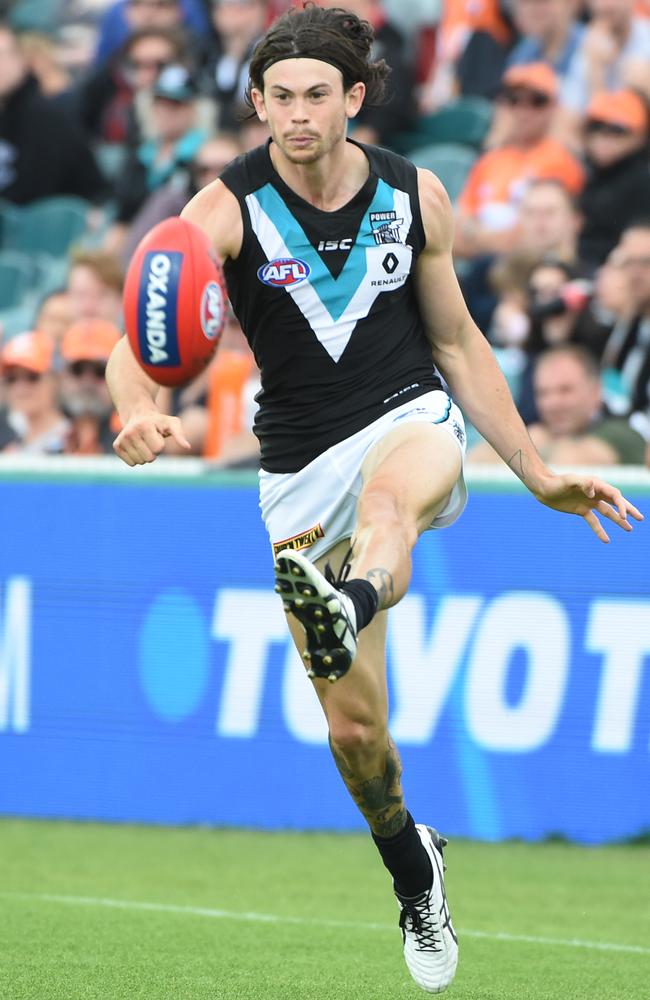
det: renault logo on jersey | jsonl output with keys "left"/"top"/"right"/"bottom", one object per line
{"left": 258, "top": 258, "right": 311, "bottom": 288}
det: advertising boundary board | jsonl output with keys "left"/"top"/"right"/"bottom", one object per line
{"left": 1, "top": 460, "right": 649, "bottom": 843}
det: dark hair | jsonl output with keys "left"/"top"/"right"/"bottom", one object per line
{"left": 120, "top": 25, "right": 191, "bottom": 65}
{"left": 621, "top": 217, "right": 650, "bottom": 238}
{"left": 245, "top": 2, "right": 390, "bottom": 109}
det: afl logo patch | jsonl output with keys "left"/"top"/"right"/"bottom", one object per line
{"left": 257, "top": 258, "right": 311, "bottom": 288}
{"left": 200, "top": 280, "right": 225, "bottom": 340}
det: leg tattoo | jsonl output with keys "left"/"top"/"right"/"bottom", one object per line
{"left": 365, "top": 567, "right": 395, "bottom": 610}
{"left": 328, "top": 734, "right": 407, "bottom": 837}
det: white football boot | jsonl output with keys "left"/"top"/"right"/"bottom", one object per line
{"left": 273, "top": 548, "right": 357, "bottom": 682}
{"left": 395, "top": 825, "right": 459, "bottom": 993}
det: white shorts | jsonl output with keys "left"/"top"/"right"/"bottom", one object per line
{"left": 259, "top": 390, "right": 468, "bottom": 561}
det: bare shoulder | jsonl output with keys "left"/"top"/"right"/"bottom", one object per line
{"left": 181, "top": 179, "right": 243, "bottom": 262}
{"left": 416, "top": 168, "right": 455, "bottom": 254}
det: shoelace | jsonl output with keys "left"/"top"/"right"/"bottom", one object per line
{"left": 324, "top": 544, "right": 354, "bottom": 589}
{"left": 399, "top": 892, "right": 442, "bottom": 953}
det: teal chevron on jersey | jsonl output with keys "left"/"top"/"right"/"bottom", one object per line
{"left": 252, "top": 178, "right": 400, "bottom": 322}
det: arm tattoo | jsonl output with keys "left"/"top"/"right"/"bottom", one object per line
{"left": 328, "top": 735, "right": 407, "bottom": 837}
{"left": 365, "top": 567, "right": 395, "bottom": 610}
{"left": 508, "top": 449, "right": 527, "bottom": 483}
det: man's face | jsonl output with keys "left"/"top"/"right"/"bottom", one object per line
{"left": 2, "top": 367, "right": 56, "bottom": 419}
{"left": 67, "top": 266, "right": 122, "bottom": 324}
{"left": 212, "top": 0, "right": 267, "bottom": 42}
{"left": 534, "top": 355, "right": 601, "bottom": 436}
{"left": 0, "top": 28, "right": 27, "bottom": 99}
{"left": 123, "top": 35, "right": 177, "bottom": 91}
{"left": 60, "top": 360, "right": 112, "bottom": 419}
{"left": 500, "top": 87, "right": 555, "bottom": 144}
{"left": 125, "top": 0, "right": 181, "bottom": 30}
{"left": 151, "top": 96, "right": 196, "bottom": 141}
{"left": 589, "top": 0, "right": 634, "bottom": 24}
{"left": 518, "top": 183, "right": 578, "bottom": 254}
{"left": 513, "top": 0, "right": 571, "bottom": 37}
{"left": 190, "top": 136, "right": 241, "bottom": 190}
{"left": 618, "top": 228, "right": 650, "bottom": 313}
{"left": 585, "top": 119, "right": 646, "bottom": 168}
{"left": 252, "top": 58, "right": 364, "bottom": 166}
{"left": 36, "top": 293, "right": 74, "bottom": 347}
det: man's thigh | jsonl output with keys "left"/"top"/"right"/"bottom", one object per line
{"left": 284, "top": 537, "right": 389, "bottom": 726}
{"left": 360, "top": 421, "right": 463, "bottom": 533}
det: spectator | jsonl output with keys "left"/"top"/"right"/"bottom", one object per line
{"left": 507, "top": 0, "right": 584, "bottom": 78}
{"left": 455, "top": 63, "right": 584, "bottom": 259}
{"left": 420, "top": 0, "right": 512, "bottom": 110}
{"left": 0, "top": 330, "right": 70, "bottom": 453}
{"left": 77, "top": 25, "right": 193, "bottom": 146}
{"left": 67, "top": 249, "right": 125, "bottom": 325}
{"left": 516, "top": 178, "right": 581, "bottom": 261}
{"left": 0, "top": 22, "right": 106, "bottom": 204}
{"left": 600, "top": 222, "right": 650, "bottom": 439}
{"left": 467, "top": 343, "right": 646, "bottom": 465}
{"left": 94, "top": 0, "right": 208, "bottom": 66}
{"left": 563, "top": 0, "right": 650, "bottom": 114}
{"left": 59, "top": 319, "right": 122, "bottom": 454}
{"left": 578, "top": 90, "right": 650, "bottom": 268}
{"left": 319, "top": 0, "right": 416, "bottom": 146}
{"left": 121, "top": 131, "right": 242, "bottom": 263}
{"left": 202, "top": 310, "right": 259, "bottom": 464}
{"left": 204, "top": 0, "right": 268, "bottom": 132}
{"left": 33, "top": 289, "right": 75, "bottom": 350}
{"left": 108, "top": 63, "right": 209, "bottom": 247}
{"left": 19, "top": 31, "right": 73, "bottom": 99}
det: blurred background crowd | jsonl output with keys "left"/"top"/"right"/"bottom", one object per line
{"left": 0, "top": 0, "right": 648, "bottom": 468}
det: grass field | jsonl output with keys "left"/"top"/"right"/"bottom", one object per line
{"left": 1, "top": 819, "right": 649, "bottom": 1000}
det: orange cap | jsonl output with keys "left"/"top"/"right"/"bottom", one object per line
{"left": 61, "top": 319, "right": 122, "bottom": 363}
{"left": 502, "top": 62, "right": 558, "bottom": 100}
{"left": 1, "top": 330, "right": 54, "bottom": 373}
{"left": 587, "top": 90, "right": 648, "bottom": 134}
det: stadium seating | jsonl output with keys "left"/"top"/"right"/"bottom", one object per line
{"left": 0, "top": 250, "right": 37, "bottom": 311}
{"left": 1, "top": 196, "right": 90, "bottom": 257}
{"left": 394, "top": 97, "right": 494, "bottom": 154}
{"left": 408, "top": 143, "right": 478, "bottom": 202}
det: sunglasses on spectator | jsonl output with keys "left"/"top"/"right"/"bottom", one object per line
{"left": 68, "top": 360, "right": 107, "bottom": 378}
{"left": 499, "top": 90, "right": 551, "bottom": 109}
{"left": 4, "top": 369, "right": 43, "bottom": 385}
{"left": 586, "top": 120, "right": 633, "bottom": 137}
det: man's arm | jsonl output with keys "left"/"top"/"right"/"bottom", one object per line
{"left": 107, "top": 179, "right": 244, "bottom": 466}
{"left": 414, "top": 169, "right": 642, "bottom": 540}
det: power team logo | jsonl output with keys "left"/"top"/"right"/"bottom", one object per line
{"left": 257, "top": 257, "right": 311, "bottom": 288}
{"left": 137, "top": 250, "right": 182, "bottom": 366}
{"left": 200, "top": 281, "right": 225, "bottom": 341}
{"left": 369, "top": 211, "right": 404, "bottom": 246}
{"left": 272, "top": 523, "right": 325, "bottom": 557}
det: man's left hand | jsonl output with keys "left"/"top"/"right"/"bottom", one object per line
{"left": 534, "top": 474, "right": 644, "bottom": 543}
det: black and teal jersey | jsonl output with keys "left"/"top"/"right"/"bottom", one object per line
{"left": 220, "top": 139, "right": 443, "bottom": 472}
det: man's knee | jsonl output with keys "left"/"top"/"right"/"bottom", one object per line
{"left": 328, "top": 713, "right": 386, "bottom": 757}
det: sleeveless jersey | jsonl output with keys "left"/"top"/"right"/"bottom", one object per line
{"left": 220, "top": 139, "right": 443, "bottom": 473}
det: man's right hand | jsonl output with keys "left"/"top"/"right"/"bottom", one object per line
{"left": 113, "top": 412, "right": 191, "bottom": 467}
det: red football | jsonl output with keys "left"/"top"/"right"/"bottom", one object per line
{"left": 123, "top": 216, "right": 227, "bottom": 387}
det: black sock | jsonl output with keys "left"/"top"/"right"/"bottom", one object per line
{"left": 339, "top": 578, "right": 379, "bottom": 630}
{"left": 372, "top": 811, "right": 433, "bottom": 898}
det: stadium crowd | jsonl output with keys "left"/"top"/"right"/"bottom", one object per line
{"left": 0, "top": 0, "right": 649, "bottom": 466}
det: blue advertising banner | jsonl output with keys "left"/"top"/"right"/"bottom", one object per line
{"left": 1, "top": 468, "right": 649, "bottom": 843}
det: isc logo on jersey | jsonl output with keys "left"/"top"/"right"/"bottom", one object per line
{"left": 257, "top": 258, "right": 311, "bottom": 288}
